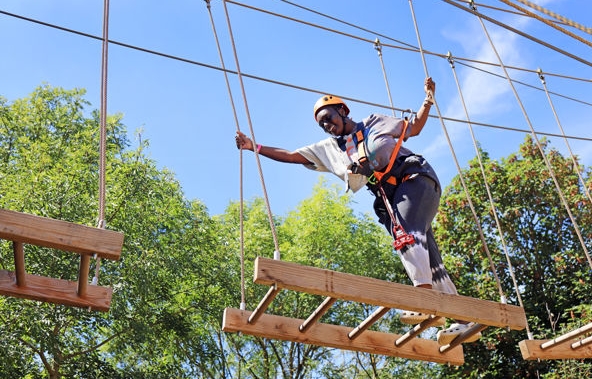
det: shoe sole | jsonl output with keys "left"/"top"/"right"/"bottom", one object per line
{"left": 400, "top": 312, "right": 446, "bottom": 326}
{"left": 437, "top": 330, "right": 481, "bottom": 345}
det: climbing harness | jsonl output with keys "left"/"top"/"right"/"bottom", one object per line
{"left": 348, "top": 117, "right": 416, "bottom": 250}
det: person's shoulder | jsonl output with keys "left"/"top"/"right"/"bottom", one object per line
{"left": 362, "top": 113, "right": 397, "bottom": 126}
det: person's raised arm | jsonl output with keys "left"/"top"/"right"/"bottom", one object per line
{"left": 235, "top": 131, "right": 311, "bottom": 164}
{"left": 409, "top": 77, "right": 435, "bottom": 137}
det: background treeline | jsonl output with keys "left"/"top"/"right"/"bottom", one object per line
{"left": 0, "top": 86, "right": 590, "bottom": 378}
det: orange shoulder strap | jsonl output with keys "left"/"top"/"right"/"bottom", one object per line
{"left": 372, "top": 119, "right": 409, "bottom": 183}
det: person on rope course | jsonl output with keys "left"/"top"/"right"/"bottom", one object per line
{"left": 234, "top": 77, "right": 480, "bottom": 345}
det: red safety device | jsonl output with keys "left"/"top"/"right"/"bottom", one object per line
{"left": 377, "top": 182, "right": 415, "bottom": 250}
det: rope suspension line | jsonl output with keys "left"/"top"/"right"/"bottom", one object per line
{"left": 498, "top": 0, "right": 592, "bottom": 48}
{"left": 446, "top": 52, "right": 532, "bottom": 338}
{"left": 373, "top": 39, "right": 396, "bottom": 116}
{"left": 221, "top": 0, "right": 281, "bottom": 260}
{"left": 536, "top": 68, "right": 592, "bottom": 270}
{"left": 443, "top": 0, "right": 592, "bottom": 67}
{"left": 407, "top": 0, "right": 507, "bottom": 305}
{"left": 470, "top": 1, "right": 592, "bottom": 273}
{"left": 513, "top": 0, "right": 592, "bottom": 35}
{"left": 2, "top": 7, "right": 591, "bottom": 114}
{"left": 279, "top": 0, "right": 417, "bottom": 50}
{"left": 89, "top": 0, "right": 111, "bottom": 291}
{"left": 453, "top": 60, "right": 592, "bottom": 107}
{"left": 204, "top": 0, "right": 246, "bottom": 310}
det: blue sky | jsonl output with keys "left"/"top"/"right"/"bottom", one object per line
{"left": 1, "top": 0, "right": 591, "bottom": 218}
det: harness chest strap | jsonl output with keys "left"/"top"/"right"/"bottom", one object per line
{"left": 355, "top": 119, "right": 410, "bottom": 186}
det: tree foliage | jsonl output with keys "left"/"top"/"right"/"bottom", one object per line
{"left": 1, "top": 86, "right": 590, "bottom": 378}
{"left": 436, "top": 136, "right": 592, "bottom": 378}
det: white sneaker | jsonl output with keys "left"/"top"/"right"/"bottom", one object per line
{"left": 437, "top": 322, "right": 482, "bottom": 345}
{"left": 400, "top": 311, "right": 445, "bottom": 326}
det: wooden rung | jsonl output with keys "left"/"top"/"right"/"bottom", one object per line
{"left": 0, "top": 270, "right": 113, "bottom": 312}
{"left": 519, "top": 338, "right": 592, "bottom": 360}
{"left": 222, "top": 307, "right": 465, "bottom": 365}
{"left": 440, "top": 323, "right": 488, "bottom": 353}
{"left": 348, "top": 306, "right": 390, "bottom": 340}
{"left": 13, "top": 241, "right": 26, "bottom": 286}
{"left": 254, "top": 257, "right": 527, "bottom": 330}
{"left": 396, "top": 315, "right": 443, "bottom": 347}
{"left": 0, "top": 209, "right": 123, "bottom": 260}
{"left": 540, "top": 323, "right": 592, "bottom": 350}
{"left": 300, "top": 297, "right": 336, "bottom": 333}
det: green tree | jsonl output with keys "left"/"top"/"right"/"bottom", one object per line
{"left": 0, "top": 86, "right": 230, "bottom": 378}
{"left": 436, "top": 136, "right": 592, "bottom": 378}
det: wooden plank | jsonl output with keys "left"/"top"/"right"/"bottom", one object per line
{"left": 0, "top": 270, "right": 112, "bottom": 312}
{"left": 0, "top": 209, "right": 123, "bottom": 260}
{"left": 222, "top": 307, "right": 464, "bottom": 365}
{"left": 254, "top": 257, "right": 527, "bottom": 330}
{"left": 519, "top": 338, "right": 592, "bottom": 360}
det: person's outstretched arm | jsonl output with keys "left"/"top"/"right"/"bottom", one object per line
{"left": 409, "top": 77, "right": 436, "bottom": 137}
{"left": 235, "top": 131, "right": 311, "bottom": 164}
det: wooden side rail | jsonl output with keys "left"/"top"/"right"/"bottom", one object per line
{"left": 223, "top": 307, "right": 465, "bottom": 365}
{"left": 0, "top": 209, "right": 124, "bottom": 311}
{"left": 0, "top": 270, "right": 113, "bottom": 311}
{"left": 0, "top": 209, "right": 123, "bottom": 260}
{"left": 254, "top": 257, "right": 527, "bottom": 330}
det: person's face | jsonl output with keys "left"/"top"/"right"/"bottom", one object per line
{"left": 316, "top": 106, "right": 343, "bottom": 136}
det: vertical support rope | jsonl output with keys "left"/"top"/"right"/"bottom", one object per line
{"left": 92, "top": 0, "right": 110, "bottom": 287}
{"left": 469, "top": 1, "right": 592, "bottom": 273}
{"left": 373, "top": 38, "right": 396, "bottom": 117}
{"left": 407, "top": 0, "right": 507, "bottom": 303}
{"left": 204, "top": 0, "right": 246, "bottom": 309}
{"left": 447, "top": 52, "right": 528, "bottom": 325}
{"left": 536, "top": 68, "right": 592, "bottom": 270}
{"left": 221, "top": 1, "right": 281, "bottom": 255}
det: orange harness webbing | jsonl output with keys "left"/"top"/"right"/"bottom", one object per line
{"left": 356, "top": 119, "right": 409, "bottom": 186}
{"left": 354, "top": 119, "right": 415, "bottom": 250}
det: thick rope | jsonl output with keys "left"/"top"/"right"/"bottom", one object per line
{"left": 407, "top": 0, "right": 507, "bottom": 304}
{"left": 537, "top": 69, "right": 592, "bottom": 271}
{"left": 221, "top": 0, "right": 281, "bottom": 258}
{"left": 514, "top": 0, "right": 592, "bottom": 35}
{"left": 470, "top": 1, "right": 592, "bottom": 321}
{"left": 204, "top": 0, "right": 246, "bottom": 309}
{"left": 447, "top": 52, "right": 528, "bottom": 325}
{"left": 91, "top": 0, "right": 110, "bottom": 287}
{"left": 498, "top": 0, "right": 592, "bottom": 48}
{"left": 443, "top": 0, "right": 592, "bottom": 67}
{"left": 373, "top": 39, "right": 396, "bottom": 117}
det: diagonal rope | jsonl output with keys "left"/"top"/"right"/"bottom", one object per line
{"left": 536, "top": 68, "right": 592, "bottom": 271}
{"left": 469, "top": 1, "right": 592, "bottom": 285}
{"left": 443, "top": 0, "right": 592, "bottom": 67}
{"left": 498, "top": 0, "right": 592, "bottom": 48}
{"left": 407, "top": 0, "right": 507, "bottom": 304}
{"left": 221, "top": 0, "right": 282, "bottom": 259}
{"left": 373, "top": 39, "right": 396, "bottom": 117}
{"left": 447, "top": 52, "right": 530, "bottom": 335}
{"left": 204, "top": 0, "right": 246, "bottom": 310}
{"left": 514, "top": 0, "right": 592, "bottom": 35}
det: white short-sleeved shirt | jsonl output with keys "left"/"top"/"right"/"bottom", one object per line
{"left": 296, "top": 114, "right": 412, "bottom": 192}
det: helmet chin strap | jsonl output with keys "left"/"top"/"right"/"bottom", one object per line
{"left": 340, "top": 115, "right": 349, "bottom": 137}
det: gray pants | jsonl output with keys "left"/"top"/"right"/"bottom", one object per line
{"left": 374, "top": 175, "right": 458, "bottom": 295}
